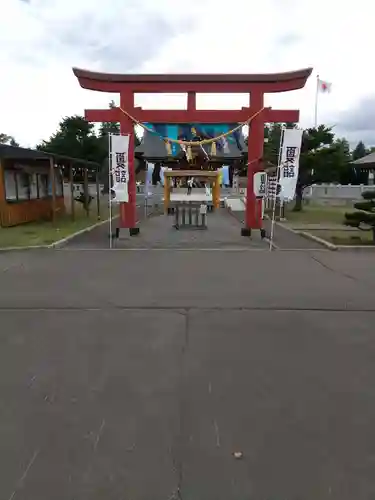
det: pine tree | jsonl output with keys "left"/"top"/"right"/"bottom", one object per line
{"left": 345, "top": 190, "right": 375, "bottom": 243}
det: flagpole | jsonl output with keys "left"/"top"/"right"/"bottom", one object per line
{"left": 314, "top": 74, "right": 319, "bottom": 128}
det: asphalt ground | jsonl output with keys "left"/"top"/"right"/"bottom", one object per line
{"left": 1, "top": 215, "right": 375, "bottom": 499}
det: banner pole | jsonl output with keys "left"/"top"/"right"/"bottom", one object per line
{"left": 108, "top": 133, "right": 113, "bottom": 249}
{"left": 269, "top": 126, "right": 285, "bottom": 250}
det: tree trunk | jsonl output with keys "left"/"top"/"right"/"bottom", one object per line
{"left": 293, "top": 184, "right": 304, "bottom": 212}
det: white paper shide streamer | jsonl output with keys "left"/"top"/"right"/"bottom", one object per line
{"left": 111, "top": 134, "right": 130, "bottom": 203}
{"left": 278, "top": 128, "right": 303, "bottom": 202}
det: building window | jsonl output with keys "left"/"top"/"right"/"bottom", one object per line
{"left": 4, "top": 170, "right": 17, "bottom": 201}
{"left": 15, "top": 172, "right": 31, "bottom": 200}
{"left": 55, "top": 168, "right": 63, "bottom": 196}
{"left": 4, "top": 166, "right": 64, "bottom": 202}
{"left": 38, "top": 173, "right": 49, "bottom": 198}
{"left": 29, "top": 173, "right": 38, "bottom": 199}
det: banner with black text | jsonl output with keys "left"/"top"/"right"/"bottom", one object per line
{"left": 110, "top": 134, "right": 129, "bottom": 203}
{"left": 278, "top": 128, "right": 303, "bottom": 201}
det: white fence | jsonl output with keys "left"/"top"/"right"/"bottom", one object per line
{"left": 304, "top": 184, "right": 373, "bottom": 202}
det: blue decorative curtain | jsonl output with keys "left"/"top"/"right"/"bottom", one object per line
{"left": 144, "top": 123, "right": 243, "bottom": 156}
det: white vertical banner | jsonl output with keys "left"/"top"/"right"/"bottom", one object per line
{"left": 278, "top": 128, "right": 303, "bottom": 202}
{"left": 110, "top": 134, "right": 130, "bottom": 203}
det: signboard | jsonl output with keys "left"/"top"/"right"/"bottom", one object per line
{"left": 111, "top": 134, "right": 129, "bottom": 203}
{"left": 278, "top": 129, "right": 303, "bottom": 201}
{"left": 254, "top": 172, "right": 267, "bottom": 197}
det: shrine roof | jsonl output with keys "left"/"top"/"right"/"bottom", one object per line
{"left": 351, "top": 151, "right": 375, "bottom": 168}
{"left": 0, "top": 144, "right": 100, "bottom": 168}
{"left": 73, "top": 67, "right": 312, "bottom": 84}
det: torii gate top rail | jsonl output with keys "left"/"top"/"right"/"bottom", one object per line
{"left": 73, "top": 67, "right": 312, "bottom": 94}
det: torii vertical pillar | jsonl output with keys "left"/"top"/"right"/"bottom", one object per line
{"left": 244, "top": 90, "right": 265, "bottom": 234}
{"left": 72, "top": 67, "right": 312, "bottom": 236}
{"left": 119, "top": 91, "right": 138, "bottom": 233}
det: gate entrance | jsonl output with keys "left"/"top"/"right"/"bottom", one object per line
{"left": 72, "top": 68, "right": 312, "bottom": 236}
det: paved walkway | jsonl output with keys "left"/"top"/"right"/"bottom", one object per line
{"left": 1, "top": 249, "right": 375, "bottom": 499}
{"left": 67, "top": 209, "right": 267, "bottom": 250}
{"left": 228, "top": 211, "right": 325, "bottom": 249}
{"left": 2, "top": 206, "right": 375, "bottom": 500}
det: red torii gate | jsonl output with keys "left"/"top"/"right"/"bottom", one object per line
{"left": 73, "top": 68, "right": 312, "bottom": 236}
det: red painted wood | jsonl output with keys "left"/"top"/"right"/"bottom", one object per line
{"left": 246, "top": 93, "right": 265, "bottom": 230}
{"left": 187, "top": 92, "right": 196, "bottom": 111}
{"left": 119, "top": 91, "right": 137, "bottom": 229}
{"left": 73, "top": 67, "right": 312, "bottom": 84}
{"left": 77, "top": 77, "right": 310, "bottom": 94}
{"left": 85, "top": 107, "right": 299, "bottom": 125}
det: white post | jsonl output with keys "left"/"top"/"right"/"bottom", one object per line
{"left": 108, "top": 133, "right": 113, "bottom": 249}
{"left": 314, "top": 74, "right": 319, "bottom": 128}
{"left": 269, "top": 127, "right": 285, "bottom": 250}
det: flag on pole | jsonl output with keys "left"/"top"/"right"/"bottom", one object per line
{"left": 314, "top": 76, "right": 332, "bottom": 126}
{"left": 317, "top": 78, "right": 332, "bottom": 93}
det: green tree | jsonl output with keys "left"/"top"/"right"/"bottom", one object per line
{"left": 37, "top": 115, "right": 102, "bottom": 163}
{"left": 352, "top": 141, "right": 368, "bottom": 161}
{"left": 345, "top": 190, "right": 375, "bottom": 243}
{"left": 264, "top": 123, "right": 283, "bottom": 167}
{"left": 98, "top": 100, "right": 120, "bottom": 138}
{"left": 0, "top": 133, "right": 19, "bottom": 147}
{"left": 293, "top": 125, "right": 335, "bottom": 211}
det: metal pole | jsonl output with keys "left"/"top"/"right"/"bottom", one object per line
{"left": 96, "top": 164, "right": 100, "bottom": 220}
{"left": 69, "top": 162, "right": 75, "bottom": 221}
{"left": 269, "top": 127, "right": 285, "bottom": 250}
{"left": 314, "top": 74, "right": 319, "bottom": 128}
{"left": 108, "top": 133, "right": 113, "bottom": 249}
{"left": 50, "top": 157, "right": 56, "bottom": 225}
{"left": 84, "top": 166, "right": 89, "bottom": 218}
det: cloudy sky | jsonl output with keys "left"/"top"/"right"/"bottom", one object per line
{"left": 1, "top": 0, "right": 374, "bottom": 148}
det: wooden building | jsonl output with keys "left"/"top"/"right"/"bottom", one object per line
{"left": 0, "top": 144, "right": 99, "bottom": 227}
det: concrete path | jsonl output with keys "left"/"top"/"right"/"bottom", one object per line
{"left": 228, "top": 211, "right": 325, "bottom": 249}
{"left": 67, "top": 209, "right": 267, "bottom": 250}
{"left": 1, "top": 243, "right": 375, "bottom": 498}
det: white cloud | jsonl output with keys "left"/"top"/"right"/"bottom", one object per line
{"left": 1, "top": 0, "right": 374, "bottom": 148}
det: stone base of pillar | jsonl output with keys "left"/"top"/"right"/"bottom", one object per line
{"left": 241, "top": 227, "right": 251, "bottom": 237}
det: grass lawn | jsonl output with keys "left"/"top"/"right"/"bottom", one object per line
{"left": 309, "top": 229, "right": 375, "bottom": 246}
{"left": 283, "top": 204, "right": 350, "bottom": 225}
{"left": 0, "top": 202, "right": 117, "bottom": 249}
